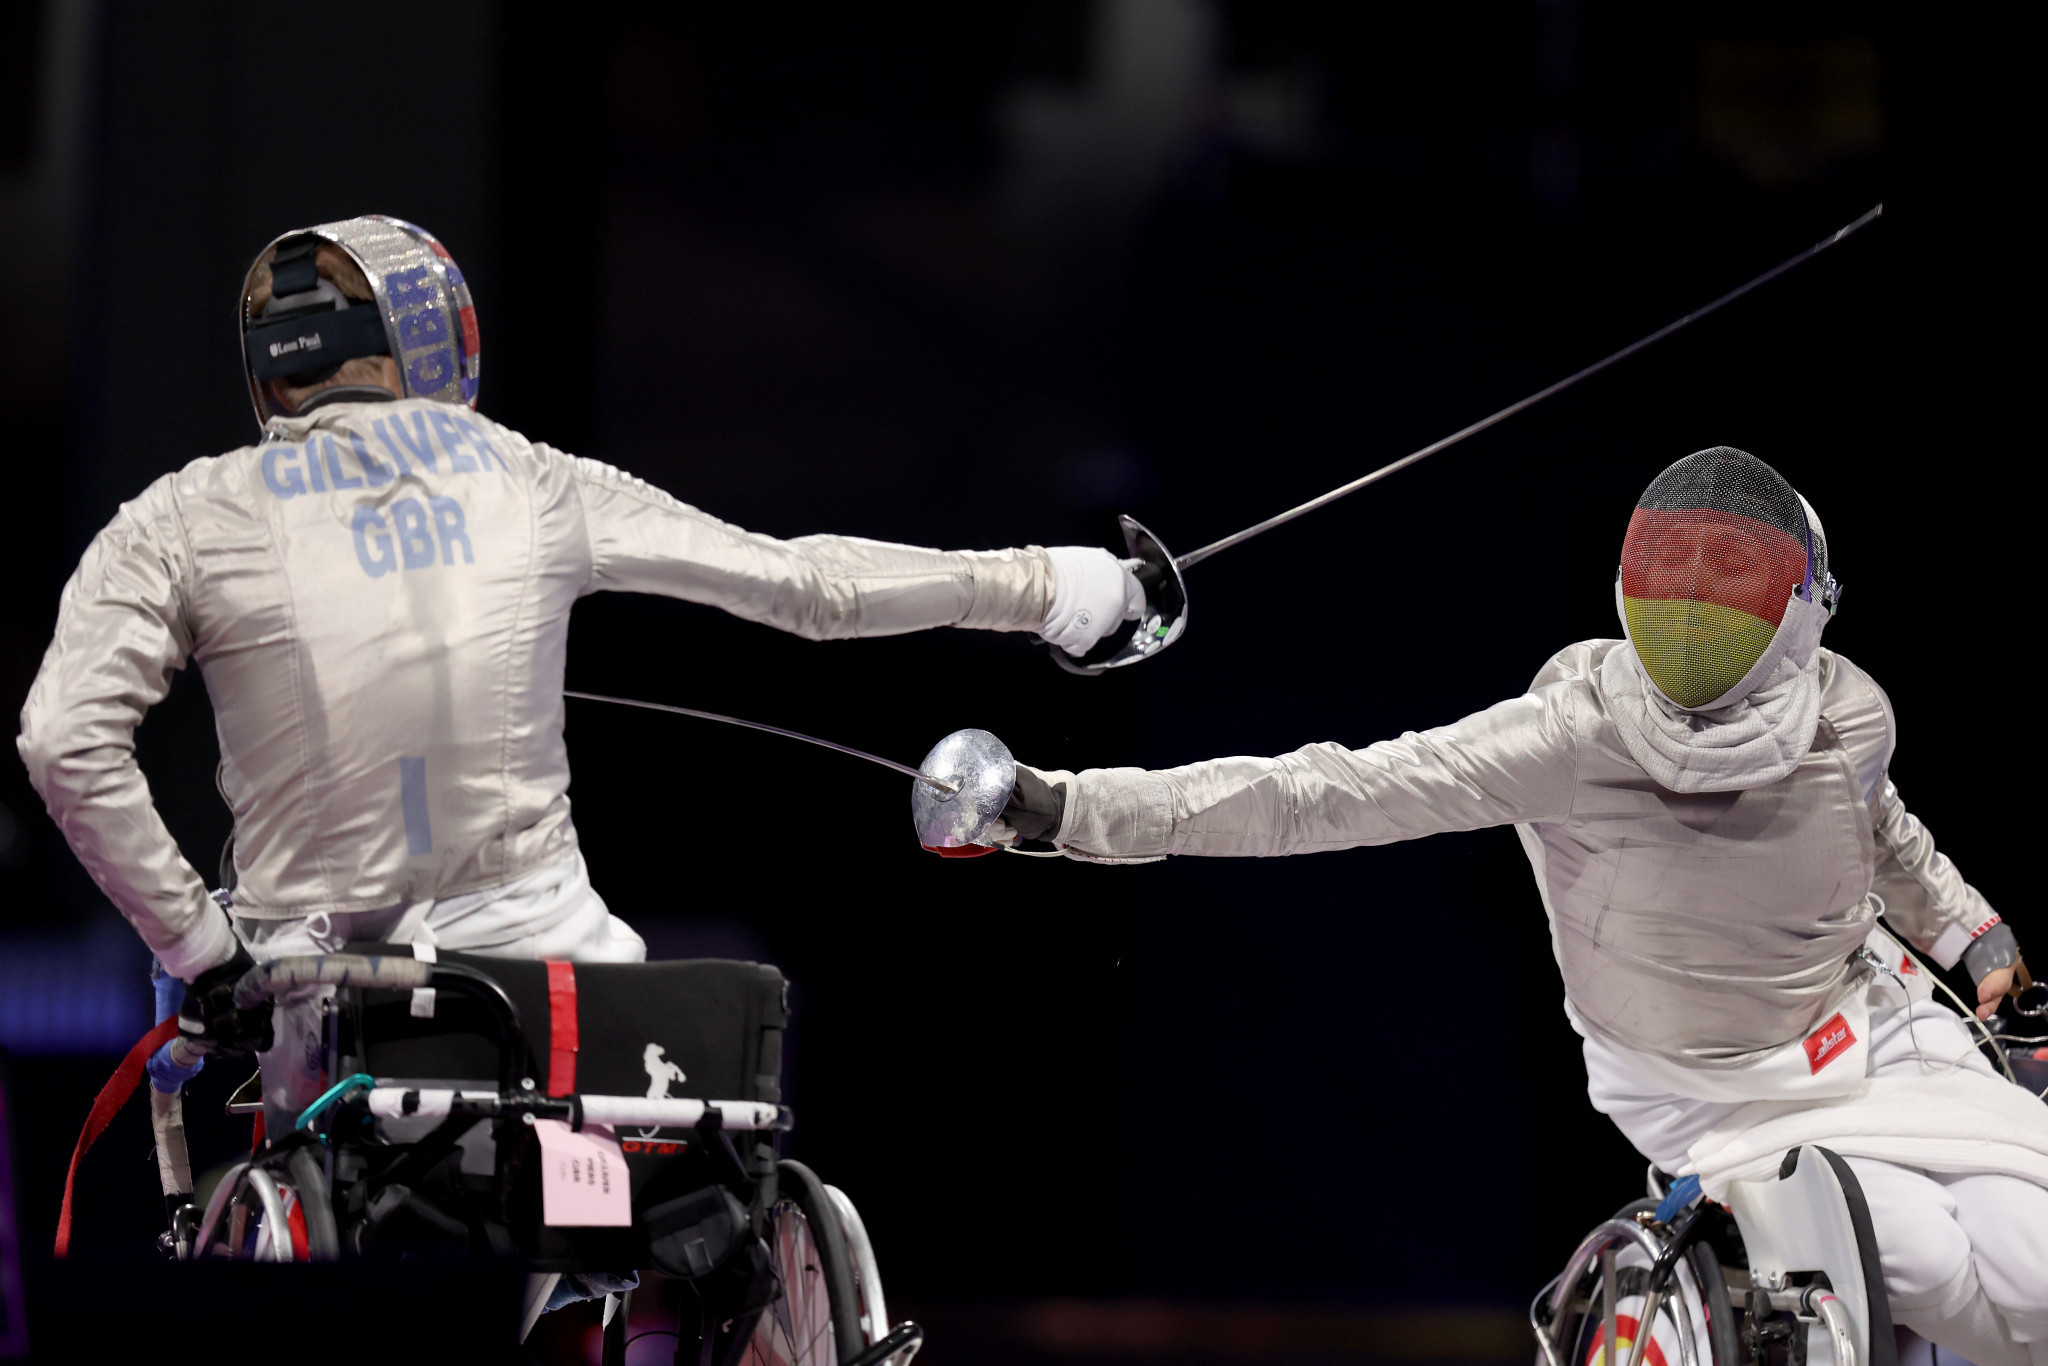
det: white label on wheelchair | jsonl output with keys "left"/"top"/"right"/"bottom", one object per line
{"left": 536, "top": 1120, "right": 631, "bottom": 1227}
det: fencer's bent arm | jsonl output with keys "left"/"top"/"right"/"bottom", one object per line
{"left": 563, "top": 453, "right": 1055, "bottom": 637}
{"left": 16, "top": 479, "right": 235, "bottom": 980}
{"left": 1046, "top": 685, "right": 1584, "bottom": 860}
{"left": 1824, "top": 658, "right": 2012, "bottom": 974}
{"left": 1869, "top": 778, "right": 2009, "bottom": 974}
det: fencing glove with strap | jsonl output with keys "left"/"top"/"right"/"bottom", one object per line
{"left": 1002, "top": 766, "right": 1067, "bottom": 848}
{"left": 177, "top": 942, "right": 274, "bottom": 1056}
{"left": 1039, "top": 547, "right": 1146, "bottom": 657}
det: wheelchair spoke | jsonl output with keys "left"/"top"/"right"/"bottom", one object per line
{"left": 748, "top": 1199, "right": 840, "bottom": 1365}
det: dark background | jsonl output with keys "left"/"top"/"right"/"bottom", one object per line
{"left": 0, "top": 3, "right": 2032, "bottom": 1361}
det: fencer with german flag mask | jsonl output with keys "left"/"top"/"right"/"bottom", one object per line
{"left": 15, "top": 215, "right": 1149, "bottom": 1135}
{"left": 989, "top": 447, "right": 2048, "bottom": 1363}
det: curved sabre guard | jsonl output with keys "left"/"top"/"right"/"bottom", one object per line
{"left": 910, "top": 728, "right": 1016, "bottom": 850}
{"left": 1053, "top": 515, "right": 1189, "bottom": 676}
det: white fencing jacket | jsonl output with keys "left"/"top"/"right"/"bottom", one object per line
{"left": 19, "top": 397, "right": 1054, "bottom": 978}
{"left": 1041, "top": 640, "right": 2005, "bottom": 1074}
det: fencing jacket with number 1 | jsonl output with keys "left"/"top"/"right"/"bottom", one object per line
{"left": 18, "top": 397, "right": 1055, "bottom": 979}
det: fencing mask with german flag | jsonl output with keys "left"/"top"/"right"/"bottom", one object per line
{"left": 1618, "top": 447, "right": 1837, "bottom": 711}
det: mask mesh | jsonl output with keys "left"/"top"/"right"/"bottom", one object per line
{"left": 1620, "top": 447, "right": 1814, "bottom": 708}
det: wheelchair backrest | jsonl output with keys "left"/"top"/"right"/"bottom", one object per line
{"left": 336, "top": 945, "right": 787, "bottom": 1269}
{"left": 339, "top": 944, "right": 786, "bottom": 1110}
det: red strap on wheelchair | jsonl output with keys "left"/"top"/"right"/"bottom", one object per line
{"left": 55, "top": 1017, "right": 179, "bottom": 1257}
{"left": 545, "top": 961, "right": 578, "bottom": 1096}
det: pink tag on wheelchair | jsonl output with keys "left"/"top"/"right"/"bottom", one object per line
{"left": 536, "top": 1119, "right": 632, "bottom": 1226}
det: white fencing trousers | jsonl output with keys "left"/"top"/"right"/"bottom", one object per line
{"left": 1584, "top": 999, "right": 2048, "bottom": 1366}
{"left": 237, "top": 851, "right": 645, "bottom": 1136}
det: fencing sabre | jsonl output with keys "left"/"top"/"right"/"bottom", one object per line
{"left": 1056, "top": 202, "right": 1885, "bottom": 675}
{"left": 564, "top": 690, "right": 956, "bottom": 794}
{"left": 572, "top": 204, "right": 1886, "bottom": 847}
{"left": 563, "top": 691, "right": 1009, "bottom": 849}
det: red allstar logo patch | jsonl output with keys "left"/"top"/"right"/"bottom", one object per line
{"left": 1803, "top": 1012, "right": 1856, "bottom": 1074}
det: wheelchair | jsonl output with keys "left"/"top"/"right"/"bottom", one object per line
{"left": 164, "top": 948, "right": 923, "bottom": 1366}
{"left": 1531, "top": 1146, "right": 1887, "bottom": 1366}
{"left": 1532, "top": 1032, "right": 2048, "bottom": 1366}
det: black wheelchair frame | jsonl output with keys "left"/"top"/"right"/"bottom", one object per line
{"left": 172, "top": 952, "right": 921, "bottom": 1366}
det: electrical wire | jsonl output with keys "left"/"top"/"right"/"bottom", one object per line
{"left": 1891, "top": 933, "right": 2019, "bottom": 1085}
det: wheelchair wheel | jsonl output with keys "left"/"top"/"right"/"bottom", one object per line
{"left": 826, "top": 1184, "right": 891, "bottom": 1352}
{"left": 1609, "top": 1199, "right": 1739, "bottom": 1366}
{"left": 186, "top": 1149, "right": 340, "bottom": 1263}
{"left": 742, "top": 1160, "right": 864, "bottom": 1365}
{"left": 1538, "top": 1199, "right": 1738, "bottom": 1366}
{"left": 1682, "top": 1241, "right": 1738, "bottom": 1366}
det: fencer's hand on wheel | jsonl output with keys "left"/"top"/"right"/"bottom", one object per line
{"left": 1977, "top": 965, "right": 2016, "bottom": 1021}
{"left": 1039, "top": 547, "right": 1146, "bottom": 657}
{"left": 177, "top": 943, "right": 274, "bottom": 1056}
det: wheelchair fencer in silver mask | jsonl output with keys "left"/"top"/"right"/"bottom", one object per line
{"left": 974, "top": 448, "right": 2048, "bottom": 1365}
{"left": 16, "top": 213, "right": 1160, "bottom": 1137}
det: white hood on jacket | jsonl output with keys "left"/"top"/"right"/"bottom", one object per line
{"left": 1601, "top": 581, "right": 1831, "bottom": 793}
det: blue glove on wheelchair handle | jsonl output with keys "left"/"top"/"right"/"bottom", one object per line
{"left": 147, "top": 958, "right": 206, "bottom": 1091}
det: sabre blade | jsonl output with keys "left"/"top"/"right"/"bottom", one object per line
{"left": 1173, "top": 203, "right": 1883, "bottom": 571}
{"left": 563, "top": 690, "right": 959, "bottom": 794}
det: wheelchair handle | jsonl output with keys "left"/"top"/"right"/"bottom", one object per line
{"left": 231, "top": 953, "right": 434, "bottom": 1007}
{"left": 234, "top": 955, "right": 529, "bottom": 1096}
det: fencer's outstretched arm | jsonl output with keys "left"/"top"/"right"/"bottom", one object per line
{"left": 16, "top": 480, "right": 234, "bottom": 979}
{"left": 1030, "top": 686, "right": 1582, "bottom": 861}
{"left": 562, "top": 451, "right": 1060, "bottom": 638}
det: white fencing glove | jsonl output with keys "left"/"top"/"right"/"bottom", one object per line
{"left": 1039, "top": 546, "right": 1146, "bottom": 657}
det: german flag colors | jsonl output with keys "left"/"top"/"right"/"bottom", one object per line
{"left": 1620, "top": 449, "right": 1812, "bottom": 708}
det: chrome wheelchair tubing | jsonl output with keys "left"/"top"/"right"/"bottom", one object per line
{"left": 1738, "top": 1286, "right": 1856, "bottom": 1366}
{"left": 286, "top": 1145, "right": 340, "bottom": 1261}
{"left": 189, "top": 1159, "right": 252, "bottom": 1260}
{"left": 1528, "top": 1274, "right": 1566, "bottom": 1366}
{"left": 827, "top": 1184, "right": 889, "bottom": 1344}
{"left": 845, "top": 1322, "right": 927, "bottom": 1366}
{"left": 245, "top": 1167, "right": 292, "bottom": 1262}
{"left": 1538, "top": 1217, "right": 1701, "bottom": 1366}
{"left": 829, "top": 1184, "right": 924, "bottom": 1363}
{"left": 1621, "top": 1203, "right": 1710, "bottom": 1366}
{"left": 1805, "top": 1290, "right": 1858, "bottom": 1366}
